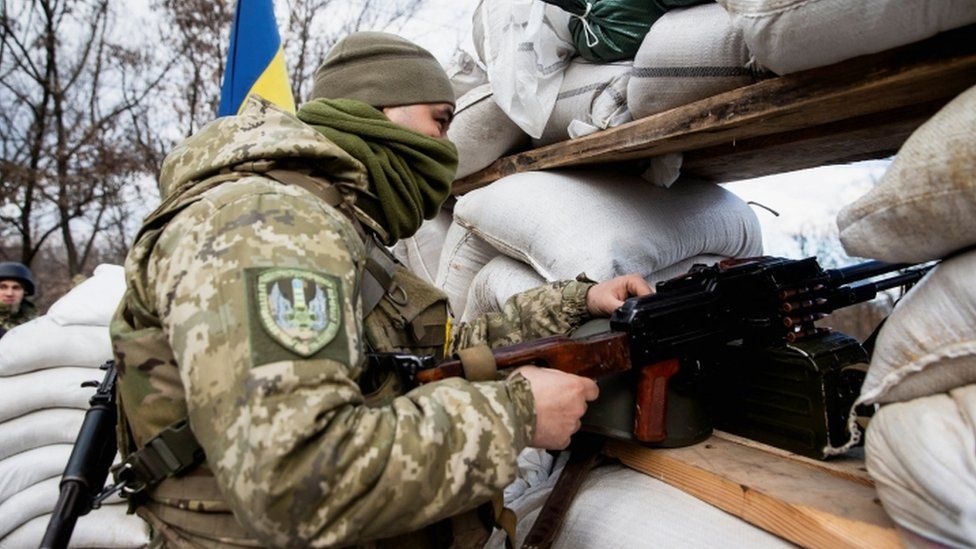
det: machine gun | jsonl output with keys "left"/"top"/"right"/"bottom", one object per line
{"left": 417, "top": 256, "right": 932, "bottom": 451}
{"left": 41, "top": 361, "right": 119, "bottom": 549}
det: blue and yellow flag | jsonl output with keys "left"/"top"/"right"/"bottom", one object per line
{"left": 218, "top": 0, "right": 295, "bottom": 116}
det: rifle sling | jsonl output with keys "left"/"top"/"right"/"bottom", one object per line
{"left": 523, "top": 434, "right": 605, "bottom": 549}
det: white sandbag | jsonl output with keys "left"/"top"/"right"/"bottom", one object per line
{"left": 0, "top": 475, "right": 127, "bottom": 538}
{"left": 1, "top": 504, "right": 149, "bottom": 548}
{"left": 46, "top": 264, "right": 125, "bottom": 327}
{"left": 0, "top": 316, "right": 111, "bottom": 376}
{"left": 460, "top": 253, "right": 729, "bottom": 322}
{"left": 473, "top": 0, "right": 576, "bottom": 138}
{"left": 838, "top": 85, "right": 976, "bottom": 263}
{"left": 445, "top": 49, "right": 489, "bottom": 99}
{"left": 391, "top": 206, "right": 454, "bottom": 286}
{"left": 534, "top": 59, "right": 633, "bottom": 147}
{"left": 717, "top": 0, "right": 976, "bottom": 75}
{"left": 447, "top": 84, "right": 530, "bottom": 180}
{"left": 629, "top": 3, "right": 756, "bottom": 120}
{"left": 0, "top": 476, "right": 61, "bottom": 538}
{"left": 865, "top": 385, "right": 976, "bottom": 547}
{"left": 0, "top": 445, "right": 72, "bottom": 504}
{"left": 857, "top": 251, "right": 976, "bottom": 406}
{"left": 487, "top": 464, "right": 791, "bottom": 548}
{"left": 435, "top": 220, "right": 503, "bottom": 316}
{"left": 461, "top": 256, "right": 546, "bottom": 323}
{"left": 0, "top": 409, "right": 84, "bottom": 461}
{"left": 0, "top": 367, "right": 96, "bottom": 423}
{"left": 454, "top": 170, "right": 763, "bottom": 283}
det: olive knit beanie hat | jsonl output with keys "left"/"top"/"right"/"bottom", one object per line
{"left": 311, "top": 31, "right": 455, "bottom": 108}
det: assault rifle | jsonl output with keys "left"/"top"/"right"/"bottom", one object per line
{"left": 41, "top": 361, "right": 119, "bottom": 549}
{"left": 416, "top": 256, "right": 932, "bottom": 447}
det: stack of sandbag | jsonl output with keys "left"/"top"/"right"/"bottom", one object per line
{"left": 0, "top": 264, "right": 149, "bottom": 548}
{"left": 835, "top": 86, "right": 976, "bottom": 546}
{"left": 718, "top": 0, "right": 976, "bottom": 75}
{"left": 454, "top": 0, "right": 764, "bottom": 183}
{"left": 436, "top": 169, "right": 762, "bottom": 321}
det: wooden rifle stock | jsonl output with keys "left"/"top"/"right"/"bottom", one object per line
{"left": 414, "top": 332, "right": 681, "bottom": 444}
{"left": 416, "top": 332, "right": 631, "bottom": 383}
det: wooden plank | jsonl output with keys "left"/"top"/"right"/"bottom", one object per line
{"left": 604, "top": 436, "right": 900, "bottom": 549}
{"left": 452, "top": 24, "right": 976, "bottom": 194}
{"left": 680, "top": 101, "right": 937, "bottom": 182}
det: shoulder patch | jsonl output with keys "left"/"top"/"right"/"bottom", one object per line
{"left": 255, "top": 268, "right": 342, "bottom": 357}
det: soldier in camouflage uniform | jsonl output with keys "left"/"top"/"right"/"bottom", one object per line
{"left": 0, "top": 262, "right": 38, "bottom": 337}
{"left": 111, "top": 32, "right": 651, "bottom": 548}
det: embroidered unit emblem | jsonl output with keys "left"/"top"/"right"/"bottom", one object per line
{"left": 257, "top": 269, "right": 341, "bottom": 356}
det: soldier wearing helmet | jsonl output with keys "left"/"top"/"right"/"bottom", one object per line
{"left": 0, "top": 261, "right": 38, "bottom": 337}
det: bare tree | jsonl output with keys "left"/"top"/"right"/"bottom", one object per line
{"left": 0, "top": 0, "right": 168, "bottom": 276}
{"left": 153, "top": 0, "right": 235, "bottom": 137}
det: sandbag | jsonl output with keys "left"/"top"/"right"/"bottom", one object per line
{"left": 0, "top": 316, "right": 112, "bottom": 376}
{"left": 453, "top": 170, "right": 762, "bottom": 283}
{"left": 435, "top": 220, "right": 502, "bottom": 316}
{"left": 0, "top": 408, "right": 84, "bottom": 461}
{"left": 486, "top": 464, "right": 791, "bottom": 548}
{"left": 461, "top": 256, "right": 546, "bottom": 323}
{"left": 534, "top": 58, "right": 632, "bottom": 146}
{"left": 0, "top": 475, "right": 127, "bottom": 538}
{"left": 544, "top": 0, "right": 709, "bottom": 62}
{"left": 718, "top": 0, "right": 976, "bottom": 75}
{"left": 865, "top": 385, "right": 976, "bottom": 547}
{"left": 0, "top": 445, "right": 73, "bottom": 504}
{"left": 0, "top": 367, "right": 96, "bottom": 423}
{"left": 856, "top": 251, "right": 976, "bottom": 406}
{"left": 838, "top": 85, "right": 976, "bottom": 263}
{"left": 444, "top": 49, "right": 488, "bottom": 100}
{"left": 1, "top": 504, "right": 149, "bottom": 548}
{"left": 0, "top": 476, "right": 61, "bottom": 538}
{"left": 461, "top": 253, "right": 728, "bottom": 322}
{"left": 447, "top": 84, "right": 530, "bottom": 180}
{"left": 46, "top": 264, "right": 125, "bottom": 327}
{"left": 628, "top": 3, "right": 756, "bottom": 120}
{"left": 472, "top": 0, "right": 576, "bottom": 138}
{"left": 391, "top": 206, "right": 454, "bottom": 286}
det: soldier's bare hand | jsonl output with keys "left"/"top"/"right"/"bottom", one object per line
{"left": 586, "top": 274, "right": 654, "bottom": 317}
{"left": 515, "top": 366, "right": 599, "bottom": 450}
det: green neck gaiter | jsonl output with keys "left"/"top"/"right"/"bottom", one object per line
{"left": 297, "top": 98, "right": 458, "bottom": 245}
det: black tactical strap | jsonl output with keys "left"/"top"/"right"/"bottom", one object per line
{"left": 362, "top": 239, "right": 400, "bottom": 318}
{"left": 523, "top": 434, "right": 605, "bottom": 549}
{"left": 112, "top": 419, "right": 205, "bottom": 495}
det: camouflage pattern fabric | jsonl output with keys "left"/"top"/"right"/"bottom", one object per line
{"left": 0, "top": 300, "right": 37, "bottom": 334}
{"left": 111, "top": 97, "right": 594, "bottom": 548}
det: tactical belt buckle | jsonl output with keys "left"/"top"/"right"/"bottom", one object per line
{"left": 107, "top": 419, "right": 206, "bottom": 502}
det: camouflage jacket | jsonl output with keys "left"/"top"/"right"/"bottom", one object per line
{"left": 0, "top": 300, "right": 37, "bottom": 334}
{"left": 111, "top": 97, "right": 593, "bottom": 548}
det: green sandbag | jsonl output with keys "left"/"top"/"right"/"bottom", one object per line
{"left": 543, "top": 0, "right": 712, "bottom": 62}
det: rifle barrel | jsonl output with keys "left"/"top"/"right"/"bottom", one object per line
{"left": 39, "top": 482, "right": 85, "bottom": 549}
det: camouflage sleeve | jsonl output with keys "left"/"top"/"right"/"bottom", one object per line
{"left": 451, "top": 280, "right": 594, "bottom": 352}
{"left": 151, "top": 180, "right": 535, "bottom": 547}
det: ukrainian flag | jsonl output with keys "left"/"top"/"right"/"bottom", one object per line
{"left": 218, "top": 0, "right": 296, "bottom": 116}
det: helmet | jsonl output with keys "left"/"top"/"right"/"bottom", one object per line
{"left": 0, "top": 262, "right": 36, "bottom": 296}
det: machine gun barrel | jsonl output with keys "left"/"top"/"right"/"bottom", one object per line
{"left": 827, "top": 265, "right": 932, "bottom": 309}
{"left": 824, "top": 260, "right": 913, "bottom": 286}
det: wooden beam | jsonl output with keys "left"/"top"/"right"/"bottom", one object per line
{"left": 604, "top": 436, "right": 900, "bottom": 548}
{"left": 452, "top": 24, "right": 976, "bottom": 194}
